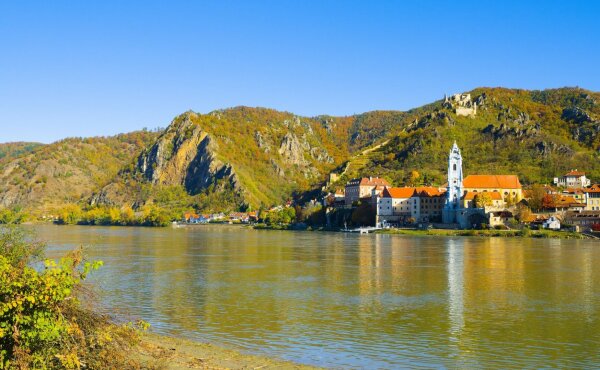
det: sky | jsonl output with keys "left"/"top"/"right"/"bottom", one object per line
{"left": 1, "top": 1, "right": 599, "bottom": 143}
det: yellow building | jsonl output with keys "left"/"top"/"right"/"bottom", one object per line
{"left": 462, "top": 175, "right": 523, "bottom": 203}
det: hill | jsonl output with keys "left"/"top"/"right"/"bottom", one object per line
{"left": 0, "top": 131, "right": 160, "bottom": 214}
{"left": 330, "top": 87, "right": 600, "bottom": 188}
{"left": 1, "top": 87, "right": 599, "bottom": 217}
{"left": 91, "top": 107, "right": 404, "bottom": 212}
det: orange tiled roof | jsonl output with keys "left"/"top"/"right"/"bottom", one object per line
{"left": 583, "top": 184, "right": 600, "bottom": 193}
{"left": 551, "top": 195, "right": 586, "bottom": 208}
{"left": 565, "top": 170, "right": 586, "bottom": 176}
{"left": 414, "top": 186, "right": 445, "bottom": 197}
{"left": 463, "top": 191, "right": 503, "bottom": 200}
{"left": 382, "top": 187, "right": 416, "bottom": 198}
{"left": 564, "top": 188, "right": 584, "bottom": 194}
{"left": 382, "top": 186, "right": 446, "bottom": 199}
{"left": 463, "top": 175, "right": 522, "bottom": 189}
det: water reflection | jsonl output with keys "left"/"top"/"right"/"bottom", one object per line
{"left": 37, "top": 225, "right": 600, "bottom": 368}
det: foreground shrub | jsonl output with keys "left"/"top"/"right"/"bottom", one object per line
{"left": 0, "top": 227, "right": 149, "bottom": 369}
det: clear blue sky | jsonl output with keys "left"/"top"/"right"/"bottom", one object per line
{"left": 1, "top": 1, "right": 598, "bottom": 143}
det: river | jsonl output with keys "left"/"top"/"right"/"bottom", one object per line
{"left": 36, "top": 224, "right": 600, "bottom": 368}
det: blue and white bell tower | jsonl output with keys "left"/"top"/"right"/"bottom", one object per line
{"left": 443, "top": 142, "right": 464, "bottom": 223}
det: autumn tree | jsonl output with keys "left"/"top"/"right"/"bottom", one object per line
{"left": 542, "top": 194, "right": 561, "bottom": 210}
{"left": 474, "top": 193, "right": 493, "bottom": 208}
{"left": 515, "top": 204, "right": 533, "bottom": 222}
{"left": 527, "top": 185, "right": 548, "bottom": 212}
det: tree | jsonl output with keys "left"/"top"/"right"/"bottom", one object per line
{"left": 515, "top": 204, "right": 532, "bottom": 222}
{"left": 528, "top": 185, "right": 547, "bottom": 212}
{"left": 473, "top": 193, "right": 493, "bottom": 208}
{"left": 120, "top": 206, "right": 135, "bottom": 225}
{"left": 58, "top": 204, "right": 83, "bottom": 225}
{"left": 542, "top": 194, "right": 561, "bottom": 210}
{"left": 407, "top": 170, "right": 421, "bottom": 187}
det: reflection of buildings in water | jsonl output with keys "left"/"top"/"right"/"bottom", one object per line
{"left": 447, "top": 238, "right": 464, "bottom": 337}
{"left": 581, "top": 245, "right": 594, "bottom": 322}
{"left": 461, "top": 238, "right": 525, "bottom": 314}
{"left": 358, "top": 235, "right": 379, "bottom": 299}
{"left": 388, "top": 236, "right": 416, "bottom": 293}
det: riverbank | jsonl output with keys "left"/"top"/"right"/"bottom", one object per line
{"left": 136, "top": 333, "right": 318, "bottom": 369}
{"left": 375, "top": 228, "right": 589, "bottom": 239}
{"left": 252, "top": 223, "right": 591, "bottom": 239}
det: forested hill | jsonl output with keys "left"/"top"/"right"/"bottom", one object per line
{"left": 91, "top": 107, "right": 408, "bottom": 212}
{"left": 1, "top": 87, "right": 599, "bottom": 215}
{"left": 0, "top": 131, "right": 160, "bottom": 213}
{"left": 330, "top": 87, "right": 600, "bottom": 188}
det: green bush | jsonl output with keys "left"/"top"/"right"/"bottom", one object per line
{"left": 0, "top": 226, "right": 151, "bottom": 369}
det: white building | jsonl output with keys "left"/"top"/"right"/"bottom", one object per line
{"left": 543, "top": 216, "right": 561, "bottom": 230}
{"left": 376, "top": 187, "right": 445, "bottom": 225}
{"left": 554, "top": 170, "right": 591, "bottom": 188}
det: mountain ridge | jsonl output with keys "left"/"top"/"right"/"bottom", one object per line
{"left": 1, "top": 86, "right": 598, "bottom": 216}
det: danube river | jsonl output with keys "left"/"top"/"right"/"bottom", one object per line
{"left": 37, "top": 225, "right": 600, "bottom": 368}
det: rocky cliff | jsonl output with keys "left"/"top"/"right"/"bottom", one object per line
{"left": 92, "top": 107, "right": 379, "bottom": 210}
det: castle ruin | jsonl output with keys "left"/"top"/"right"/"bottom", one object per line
{"left": 443, "top": 93, "right": 477, "bottom": 116}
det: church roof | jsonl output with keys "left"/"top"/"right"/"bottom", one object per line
{"left": 463, "top": 175, "right": 522, "bottom": 189}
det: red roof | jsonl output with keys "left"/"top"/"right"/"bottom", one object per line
{"left": 564, "top": 170, "right": 586, "bottom": 176}
{"left": 564, "top": 188, "right": 584, "bottom": 194}
{"left": 413, "top": 186, "right": 445, "bottom": 197}
{"left": 463, "top": 175, "right": 522, "bottom": 189}
{"left": 382, "top": 187, "right": 416, "bottom": 198}
{"left": 584, "top": 184, "right": 600, "bottom": 193}
{"left": 382, "top": 186, "right": 445, "bottom": 199}
{"left": 359, "top": 177, "right": 390, "bottom": 186}
{"left": 550, "top": 195, "right": 586, "bottom": 208}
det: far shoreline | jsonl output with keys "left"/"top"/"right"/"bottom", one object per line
{"left": 26, "top": 222, "right": 596, "bottom": 240}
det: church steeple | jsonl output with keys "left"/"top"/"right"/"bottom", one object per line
{"left": 443, "top": 142, "right": 464, "bottom": 223}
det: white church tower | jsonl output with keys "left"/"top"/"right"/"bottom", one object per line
{"left": 443, "top": 142, "right": 464, "bottom": 223}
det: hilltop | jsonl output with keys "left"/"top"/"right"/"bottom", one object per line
{"left": 330, "top": 87, "right": 600, "bottom": 189}
{"left": 0, "top": 87, "right": 599, "bottom": 217}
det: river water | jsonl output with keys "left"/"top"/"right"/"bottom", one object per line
{"left": 36, "top": 225, "right": 600, "bottom": 368}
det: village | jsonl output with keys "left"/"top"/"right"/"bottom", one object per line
{"left": 323, "top": 142, "right": 600, "bottom": 235}
{"left": 181, "top": 141, "right": 600, "bottom": 237}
